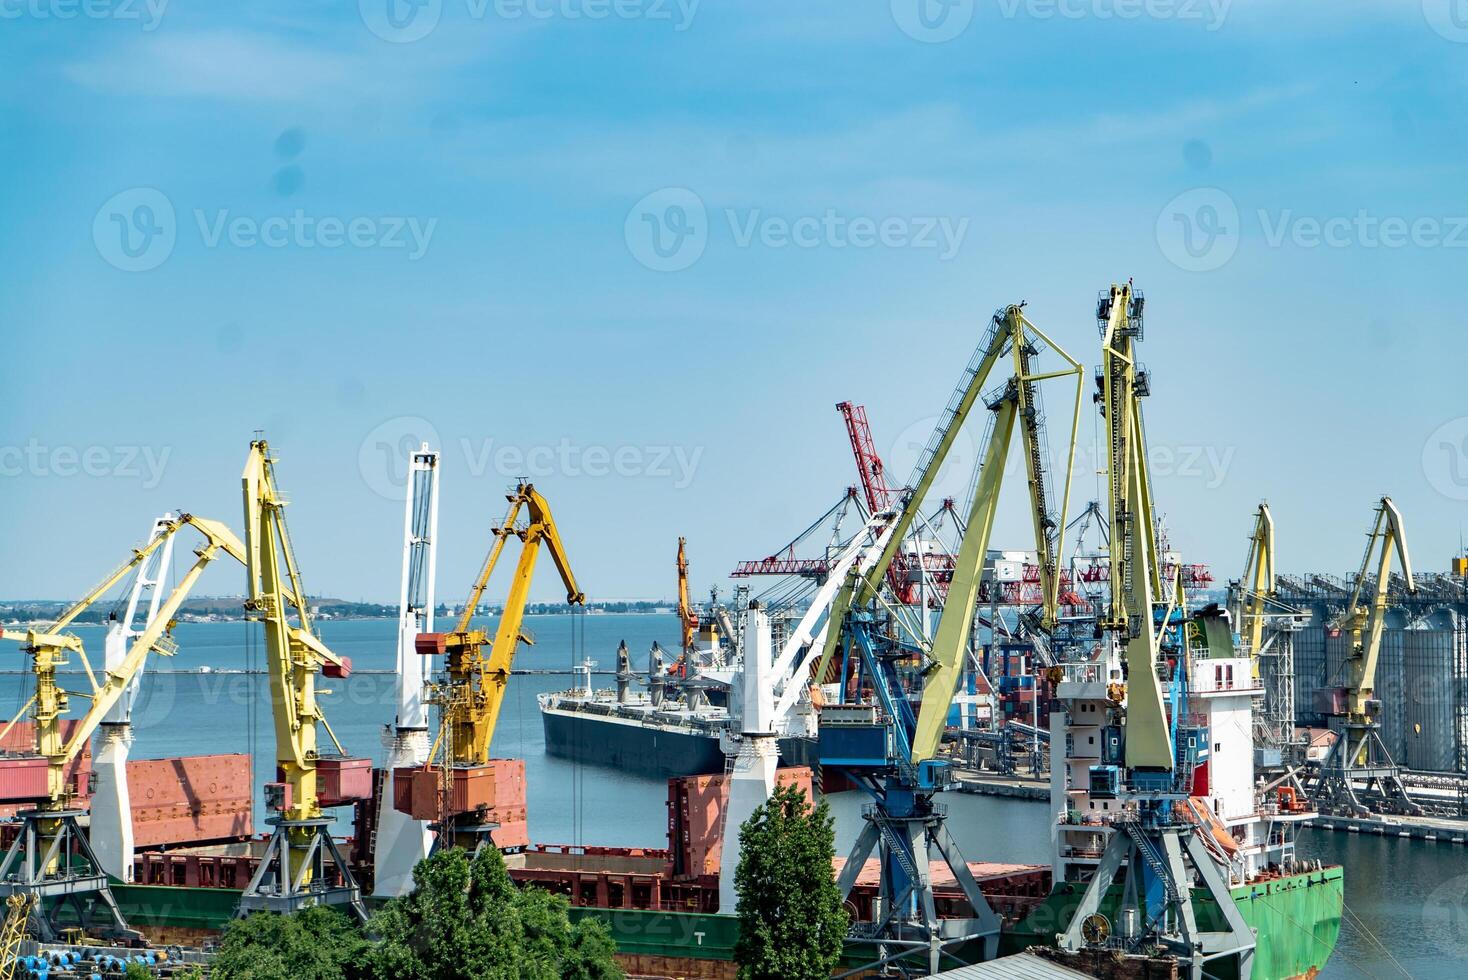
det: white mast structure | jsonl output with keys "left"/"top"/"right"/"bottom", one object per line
{"left": 92, "top": 513, "right": 177, "bottom": 882}
{"left": 717, "top": 513, "right": 894, "bottom": 912}
{"left": 372, "top": 444, "right": 440, "bottom": 897}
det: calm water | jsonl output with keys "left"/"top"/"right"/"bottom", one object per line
{"left": 2, "top": 615, "right": 1462, "bottom": 978}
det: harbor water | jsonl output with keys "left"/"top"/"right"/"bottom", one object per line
{"left": 1, "top": 613, "right": 1459, "bottom": 978}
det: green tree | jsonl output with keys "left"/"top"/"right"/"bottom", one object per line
{"left": 210, "top": 905, "right": 367, "bottom": 980}
{"left": 362, "top": 845, "right": 621, "bottom": 980}
{"left": 733, "top": 783, "right": 848, "bottom": 980}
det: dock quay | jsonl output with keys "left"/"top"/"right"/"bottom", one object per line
{"left": 951, "top": 771, "right": 1050, "bottom": 801}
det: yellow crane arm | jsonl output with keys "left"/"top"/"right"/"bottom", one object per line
{"left": 909, "top": 306, "right": 1084, "bottom": 763}
{"left": 57, "top": 517, "right": 247, "bottom": 766}
{"left": 0, "top": 515, "right": 246, "bottom": 806}
{"left": 454, "top": 495, "right": 526, "bottom": 633}
{"left": 1342, "top": 497, "right": 1415, "bottom": 721}
{"left": 676, "top": 536, "right": 698, "bottom": 653}
{"left": 1238, "top": 503, "right": 1275, "bottom": 675}
{"left": 242, "top": 440, "right": 349, "bottom": 821}
{"left": 440, "top": 483, "right": 583, "bottom": 766}
{"left": 813, "top": 311, "right": 1017, "bottom": 681}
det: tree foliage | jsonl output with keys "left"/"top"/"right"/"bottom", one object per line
{"left": 210, "top": 905, "right": 367, "bottom": 980}
{"left": 362, "top": 846, "right": 622, "bottom": 980}
{"left": 209, "top": 848, "right": 620, "bottom": 980}
{"left": 733, "top": 783, "right": 847, "bottom": 980}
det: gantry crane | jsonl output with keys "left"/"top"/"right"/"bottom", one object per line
{"left": 400, "top": 482, "right": 583, "bottom": 853}
{"left": 1305, "top": 497, "right": 1420, "bottom": 816}
{"left": 0, "top": 513, "right": 247, "bottom": 941}
{"left": 818, "top": 303, "right": 1085, "bottom": 975}
{"left": 237, "top": 440, "right": 370, "bottom": 921}
{"left": 372, "top": 444, "right": 441, "bottom": 898}
{"left": 1055, "top": 284, "right": 1256, "bottom": 980}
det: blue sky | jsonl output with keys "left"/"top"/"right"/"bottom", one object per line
{"left": 2, "top": 1, "right": 1466, "bottom": 604}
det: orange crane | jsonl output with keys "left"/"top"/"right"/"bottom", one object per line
{"left": 677, "top": 536, "right": 698, "bottom": 655}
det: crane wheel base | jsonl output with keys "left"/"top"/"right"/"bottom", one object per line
{"left": 236, "top": 817, "right": 368, "bottom": 923}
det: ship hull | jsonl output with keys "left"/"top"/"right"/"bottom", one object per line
{"left": 541, "top": 704, "right": 817, "bottom": 780}
{"left": 1003, "top": 864, "right": 1343, "bottom": 980}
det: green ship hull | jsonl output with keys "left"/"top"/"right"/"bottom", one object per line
{"left": 111, "top": 865, "right": 1340, "bottom": 978}
{"left": 1002, "top": 865, "right": 1343, "bottom": 980}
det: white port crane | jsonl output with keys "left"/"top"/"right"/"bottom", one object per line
{"left": 372, "top": 445, "right": 441, "bottom": 897}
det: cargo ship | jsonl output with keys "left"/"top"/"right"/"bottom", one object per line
{"left": 539, "top": 608, "right": 820, "bottom": 779}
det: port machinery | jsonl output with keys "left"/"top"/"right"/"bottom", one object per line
{"left": 372, "top": 444, "right": 441, "bottom": 898}
{"left": 814, "top": 301, "right": 1087, "bottom": 975}
{"left": 1047, "top": 284, "right": 1260, "bottom": 980}
{"left": 401, "top": 481, "right": 583, "bottom": 855}
{"left": 1301, "top": 496, "right": 1422, "bottom": 817}
{"left": 0, "top": 512, "right": 248, "bottom": 941}
{"left": 237, "top": 440, "right": 372, "bottom": 922}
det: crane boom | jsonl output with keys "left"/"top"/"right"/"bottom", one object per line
{"left": 910, "top": 305, "right": 1083, "bottom": 763}
{"left": 677, "top": 536, "right": 698, "bottom": 654}
{"left": 242, "top": 440, "right": 352, "bottom": 818}
{"left": 1098, "top": 282, "right": 1172, "bottom": 770}
{"left": 1341, "top": 497, "right": 1415, "bottom": 725}
{"left": 424, "top": 483, "right": 584, "bottom": 768}
{"left": 0, "top": 515, "right": 246, "bottom": 804}
{"left": 1237, "top": 502, "right": 1275, "bottom": 676}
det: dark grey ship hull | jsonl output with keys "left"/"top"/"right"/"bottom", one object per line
{"left": 541, "top": 704, "right": 817, "bottom": 780}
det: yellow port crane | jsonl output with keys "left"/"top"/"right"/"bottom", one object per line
{"left": 1236, "top": 503, "right": 1276, "bottom": 674}
{"left": 1306, "top": 496, "right": 1421, "bottom": 816}
{"left": 401, "top": 482, "right": 583, "bottom": 852}
{"left": 676, "top": 536, "right": 698, "bottom": 656}
{"left": 0, "top": 514, "right": 246, "bottom": 940}
{"left": 236, "top": 440, "right": 369, "bottom": 920}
